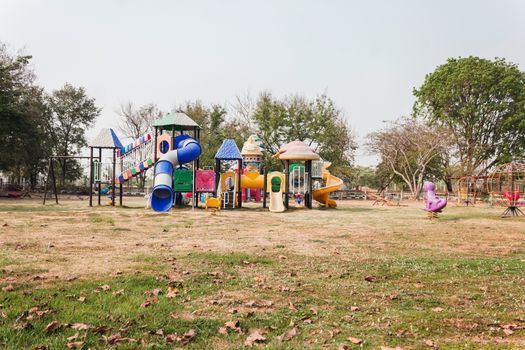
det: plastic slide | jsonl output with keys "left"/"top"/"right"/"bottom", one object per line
{"left": 268, "top": 172, "right": 285, "bottom": 213}
{"left": 313, "top": 165, "right": 343, "bottom": 208}
{"left": 151, "top": 136, "right": 202, "bottom": 212}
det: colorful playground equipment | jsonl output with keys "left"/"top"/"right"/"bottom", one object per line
{"left": 240, "top": 135, "right": 265, "bottom": 202}
{"left": 312, "top": 162, "right": 344, "bottom": 208}
{"left": 150, "top": 134, "right": 202, "bottom": 212}
{"left": 423, "top": 181, "right": 447, "bottom": 219}
{"left": 268, "top": 171, "right": 285, "bottom": 212}
{"left": 47, "top": 113, "right": 346, "bottom": 212}
{"left": 487, "top": 162, "right": 525, "bottom": 217}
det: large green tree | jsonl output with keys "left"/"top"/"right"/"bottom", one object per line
{"left": 249, "top": 93, "right": 356, "bottom": 174}
{"left": 0, "top": 44, "right": 53, "bottom": 188}
{"left": 48, "top": 83, "right": 101, "bottom": 185}
{"left": 413, "top": 56, "right": 525, "bottom": 175}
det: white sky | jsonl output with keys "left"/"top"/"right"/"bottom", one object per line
{"left": 2, "top": 0, "right": 525, "bottom": 165}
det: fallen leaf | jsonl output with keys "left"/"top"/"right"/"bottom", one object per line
{"left": 287, "top": 301, "right": 297, "bottom": 311}
{"left": 67, "top": 332, "right": 80, "bottom": 341}
{"left": 244, "top": 329, "right": 266, "bottom": 347}
{"left": 112, "top": 289, "right": 124, "bottom": 297}
{"left": 166, "top": 287, "right": 179, "bottom": 299}
{"left": 350, "top": 306, "right": 360, "bottom": 312}
{"left": 92, "top": 325, "right": 111, "bottom": 334}
{"left": 364, "top": 275, "right": 377, "bottom": 282}
{"left": 278, "top": 327, "right": 298, "bottom": 341}
{"left": 347, "top": 336, "right": 362, "bottom": 344}
{"left": 66, "top": 341, "right": 83, "bottom": 349}
{"left": 165, "top": 333, "right": 177, "bottom": 342}
{"left": 71, "top": 323, "right": 90, "bottom": 330}
{"left": 329, "top": 328, "right": 341, "bottom": 338}
{"left": 431, "top": 307, "right": 443, "bottom": 313}
{"left": 342, "top": 315, "right": 354, "bottom": 322}
{"left": 104, "top": 333, "right": 124, "bottom": 345}
{"left": 1, "top": 285, "right": 14, "bottom": 292}
{"left": 503, "top": 329, "right": 514, "bottom": 336}
{"left": 77, "top": 296, "right": 86, "bottom": 302}
{"left": 179, "top": 329, "right": 197, "bottom": 345}
{"left": 381, "top": 347, "right": 403, "bottom": 350}
{"left": 140, "top": 297, "right": 158, "bottom": 308}
{"left": 217, "top": 327, "right": 228, "bottom": 335}
{"left": 424, "top": 339, "right": 435, "bottom": 347}
{"left": 100, "top": 285, "right": 111, "bottom": 291}
{"left": 44, "top": 321, "right": 61, "bottom": 333}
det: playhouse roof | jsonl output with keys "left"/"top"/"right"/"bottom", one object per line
{"left": 276, "top": 140, "right": 320, "bottom": 161}
{"left": 241, "top": 135, "right": 263, "bottom": 156}
{"left": 153, "top": 112, "right": 200, "bottom": 131}
{"left": 215, "top": 139, "right": 242, "bottom": 160}
{"left": 89, "top": 128, "right": 123, "bottom": 149}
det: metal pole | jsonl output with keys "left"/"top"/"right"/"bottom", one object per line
{"left": 89, "top": 147, "right": 93, "bottom": 206}
{"left": 42, "top": 158, "right": 52, "bottom": 205}
{"left": 307, "top": 160, "right": 313, "bottom": 209}
{"left": 98, "top": 148, "right": 102, "bottom": 206}
{"left": 237, "top": 159, "right": 242, "bottom": 208}
{"left": 192, "top": 160, "right": 196, "bottom": 210}
{"left": 215, "top": 159, "right": 220, "bottom": 196}
{"left": 154, "top": 127, "right": 158, "bottom": 161}
{"left": 262, "top": 166, "right": 267, "bottom": 209}
{"left": 111, "top": 148, "right": 116, "bottom": 206}
{"left": 50, "top": 159, "right": 58, "bottom": 204}
{"left": 284, "top": 160, "right": 290, "bottom": 209}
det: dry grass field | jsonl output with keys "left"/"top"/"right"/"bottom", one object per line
{"left": 0, "top": 198, "right": 524, "bottom": 349}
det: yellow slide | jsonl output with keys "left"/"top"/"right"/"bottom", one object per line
{"left": 313, "top": 163, "right": 343, "bottom": 208}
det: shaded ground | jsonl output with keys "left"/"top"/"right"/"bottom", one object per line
{"left": 0, "top": 199, "right": 524, "bottom": 349}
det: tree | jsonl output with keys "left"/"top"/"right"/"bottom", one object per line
{"left": 177, "top": 101, "right": 249, "bottom": 167}
{"left": 249, "top": 92, "right": 356, "bottom": 174}
{"left": 117, "top": 102, "right": 162, "bottom": 140}
{"left": 413, "top": 56, "right": 525, "bottom": 175}
{"left": 367, "top": 118, "right": 451, "bottom": 199}
{"left": 0, "top": 43, "right": 53, "bottom": 188}
{"left": 48, "top": 83, "right": 101, "bottom": 185}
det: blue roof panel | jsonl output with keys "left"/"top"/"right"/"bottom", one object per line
{"left": 214, "top": 139, "right": 242, "bottom": 160}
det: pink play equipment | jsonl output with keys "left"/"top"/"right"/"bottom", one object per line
{"left": 423, "top": 181, "right": 447, "bottom": 219}
{"left": 196, "top": 169, "right": 215, "bottom": 192}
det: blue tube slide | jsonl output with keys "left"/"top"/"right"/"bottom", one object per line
{"left": 151, "top": 137, "right": 202, "bottom": 212}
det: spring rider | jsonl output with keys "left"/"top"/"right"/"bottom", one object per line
{"left": 423, "top": 181, "right": 447, "bottom": 219}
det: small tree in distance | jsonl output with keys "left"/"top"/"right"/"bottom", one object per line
{"left": 367, "top": 118, "right": 451, "bottom": 199}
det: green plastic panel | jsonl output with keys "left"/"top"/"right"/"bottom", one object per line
{"left": 173, "top": 168, "right": 193, "bottom": 192}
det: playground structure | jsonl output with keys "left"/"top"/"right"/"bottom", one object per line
{"left": 43, "top": 111, "right": 345, "bottom": 212}
{"left": 423, "top": 181, "right": 447, "bottom": 219}
{"left": 487, "top": 162, "right": 525, "bottom": 217}
{"left": 454, "top": 176, "right": 486, "bottom": 206}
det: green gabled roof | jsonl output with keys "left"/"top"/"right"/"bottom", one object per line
{"left": 153, "top": 112, "right": 200, "bottom": 131}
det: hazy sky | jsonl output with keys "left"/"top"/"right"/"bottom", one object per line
{"left": 2, "top": 0, "right": 525, "bottom": 165}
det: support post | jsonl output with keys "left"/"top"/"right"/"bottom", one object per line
{"left": 237, "top": 159, "right": 242, "bottom": 208}
{"left": 119, "top": 183, "right": 123, "bottom": 206}
{"left": 215, "top": 159, "right": 221, "bottom": 196}
{"left": 192, "top": 160, "right": 196, "bottom": 210}
{"left": 111, "top": 148, "right": 116, "bottom": 206}
{"left": 42, "top": 158, "right": 52, "bottom": 205}
{"left": 97, "top": 148, "right": 102, "bottom": 206}
{"left": 262, "top": 166, "right": 267, "bottom": 209}
{"left": 284, "top": 160, "right": 290, "bottom": 209}
{"left": 306, "top": 160, "right": 313, "bottom": 209}
{"left": 154, "top": 127, "right": 158, "bottom": 162}
{"left": 50, "top": 159, "right": 58, "bottom": 204}
{"left": 89, "top": 147, "right": 94, "bottom": 206}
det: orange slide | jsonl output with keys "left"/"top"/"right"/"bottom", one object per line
{"left": 313, "top": 163, "right": 343, "bottom": 208}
